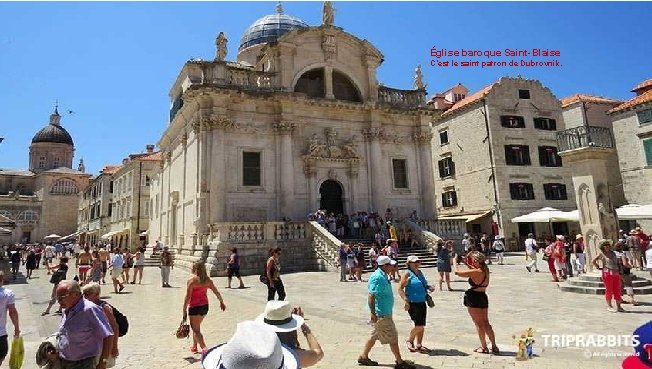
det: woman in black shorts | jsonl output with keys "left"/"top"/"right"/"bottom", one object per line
{"left": 226, "top": 248, "right": 244, "bottom": 289}
{"left": 454, "top": 251, "right": 498, "bottom": 354}
{"left": 398, "top": 255, "right": 434, "bottom": 353}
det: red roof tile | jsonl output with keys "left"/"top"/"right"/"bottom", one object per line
{"left": 101, "top": 165, "right": 122, "bottom": 175}
{"left": 560, "top": 94, "right": 622, "bottom": 108}
{"left": 441, "top": 83, "right": 496, "bottom": 117}
{"left": 608, "top": 89, "right": 652, "bottom": 114}
{"left": 139, "top": 152, "right": 162, "bottom": 161}
{"left": 631, "top": 79, "right": 652, "bottom": 93}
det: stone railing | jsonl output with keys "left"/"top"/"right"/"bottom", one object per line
{"left": 226, "top": 67, "right": 279, "bottom": 91}
{"left": 402, "top": 219, "right": 441, "bottom": 254}
{"left": 208, "top": 222, "right": 307, "bottom": 243}
{"left": 306, "top": 221, "right": 342, "bottom": 269}
{"left": 413, "top": 218, "right": 467, "bottom": 254}
{"left": 556, "top": 126, "right": 614, "bottom": 152}
{"left": 378, "top": 86, "right": 426, "bottom": 109}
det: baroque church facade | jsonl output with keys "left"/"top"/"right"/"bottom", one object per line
{"left": 0, "top": 108, "right": 90, "bottom": 244}
{"left": 149, "top": 4, "right": 438, "bottom": 248}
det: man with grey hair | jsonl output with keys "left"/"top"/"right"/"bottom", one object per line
{"left": 55, "top": 280, "right": 114, "bottom": 369}
{"left": 0, "top": 271, "right": 19, "bottom": 366}
{"left": 82, "top": 283, "right": 120, "bottom": 366}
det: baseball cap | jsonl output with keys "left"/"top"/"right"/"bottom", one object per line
{"left": 406, "top": 255, "right": 420, "bottom": 263}
{"left": 377, "top": 256, "right": 397, "bottom": 266}
{"left": 622, "top": 320, "right": 652, "bottom": 368}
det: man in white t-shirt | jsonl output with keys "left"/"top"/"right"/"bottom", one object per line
{"left": 0, "top": 271, "right": 20, "bottom": 366}
{"left": 524, "top": 233, "right": 539, "bottom": 273}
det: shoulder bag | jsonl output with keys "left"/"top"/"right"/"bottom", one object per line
{"left": 409, "top": 270, "right": 434, "bottom": 308}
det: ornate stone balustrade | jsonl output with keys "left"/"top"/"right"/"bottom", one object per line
{"left": 556, "top": 126, "right": 614, "bottom": 152}
{"left": 378, "top": 86, "right": 426, "bottom": 109}
{"left": 226, "top": 68, "right": 279, "bottom": 91}
{"left": 208, "top": 221, "right": 307, "bottom": 243}
{"left": 403, "top": 219, "right": 441, "bottom": 254}
{"left": 306, "top": 221, "right": 342, "bottom": 268}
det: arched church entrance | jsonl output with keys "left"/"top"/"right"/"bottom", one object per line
{"left": 319, "top": 180, "right": 344, "bottom": 215}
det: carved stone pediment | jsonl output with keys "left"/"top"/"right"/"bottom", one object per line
{"left": 303, "top": 128, "right": 360, "bottom": 176}
{"left": 196, "top": 114, "right": 268, "bottom": 134}
{"left": 272, "top": 121, "right": 296, "bottom": 134}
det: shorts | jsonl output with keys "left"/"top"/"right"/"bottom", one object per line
{"left": 79, "top": 264, "right": 91, "bottom": 273}
{"left": 370, "top": 316, "right": 398, "bottom": 344}
{"left": 554, "top": 259, "right": 564, "bottom": 271}
{"left": 0, "top": 335, "right": 6, "bottom": 363}
{"left": 188, "top": 304, "right": 209, "bottom": 316}
{"left": 111, "top": 267, "right": 123, "bottom": 279}
{"left": 407, "top": 301, "right": 427, "bottom": 326}
{"left": 464, "top": 290, "right": 489, "bottom": 309}
{"left": 227, "top": 266, "right": 240, "bottom": 278}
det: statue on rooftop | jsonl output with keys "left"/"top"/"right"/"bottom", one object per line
{"left": 322, "top": 1, "right": 335, "bottom": 26}
{"left": 414, "top": 64, "right": 426, "bottom": 90}
{"left": 215, "top": 32, "right": 228, "bottom": 62}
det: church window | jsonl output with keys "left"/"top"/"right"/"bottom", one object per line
{"left": 242, "top": 152, "right": 261, "bottom": 186}
{"left": 294, "top": 69, "right": 325, "bottom": 99}
{"left": 332, "top": 70, "right": 362, "bottom": 102}
{"left": 392, "top": 159, "right": 408, "bottom": 189}
{"left": 53, "top": 157, "right": 60, "bottom": 168}
{"left": 17, "top": 210, "right": 39, "bottom": 223}
{"left": 38, "top": 157, "right": 46, "bottom": 168}
{"left": 51, "top": 179, "right": 79, "bottom": 194}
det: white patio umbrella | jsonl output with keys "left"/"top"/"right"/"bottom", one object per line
{"left": 44, "top": 234, "right": 62, "bottom": 239}
{"left": 616, "top": 204, "right": 652, "bottom": 220}
{"left": 511, "top": 207, "right": 571, "bottom": 223}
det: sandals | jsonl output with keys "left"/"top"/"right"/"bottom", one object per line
{"left": 190, "top": 346, "right": 199, "bottom": 354}
{"left": 491, "top": 346, "right": 500, "bottom": 354}
{"left": 406, "top": 341, "right": 417, "bottom": 352}
{"left": 473, "top": 346, "right": 489, "bottom": 354}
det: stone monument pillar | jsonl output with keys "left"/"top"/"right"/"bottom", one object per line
{"left": 558, "top": 136, "right": 619, "bottom": 272}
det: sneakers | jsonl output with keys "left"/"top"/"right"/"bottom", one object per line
{"left": 395, "top": 360, "right": 416, "bottom": 369}
{"left": 526, "top": 266, "right": 531, "bottom": 272}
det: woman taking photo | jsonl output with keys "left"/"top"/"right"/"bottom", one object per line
{"left": 266, "top": 247, "right": 286, "bottom": 301}
{"left": 182, "top": 261, "right": 226, "bottom": 355}
{"left": 436, "top": 240, "right": 453, "bottom": 291}
{"left": 454, "top": 251, "right": 498, "bottom": 354}
{"left": 399, "top": 255, "right": 434, "bottom": 353}
{"left": 592, "top": 239, "right": 624, "bottom": 312}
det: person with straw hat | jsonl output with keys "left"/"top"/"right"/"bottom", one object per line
{"left": 256, "top": 301, "right": 324, "bottom": 368}
{"left": 592, "top": 239, "right": 625, "bottom": 313}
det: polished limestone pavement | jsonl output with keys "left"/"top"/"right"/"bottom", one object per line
{"left": 9, "top": 255, "right": 651, "bottom": 369}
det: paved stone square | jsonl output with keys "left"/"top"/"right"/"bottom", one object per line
{"left": 9, "top": 254, "right": 651, "bottom": 369}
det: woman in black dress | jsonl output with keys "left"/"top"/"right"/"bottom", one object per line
{"left": 42, "top": 257, "right": 69, "bottom": 315}
{"left": 25, "top": 249, "right": 37, "bottom": 279}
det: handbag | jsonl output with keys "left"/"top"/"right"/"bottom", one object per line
{"left": 175, "top": 319, "right": 190, "bottom": 339}
{"left": 409, "top": 270, "right": 435, "bottom": 308}
{"left": 9, "top": 336, "right": 24, "bottom": 369}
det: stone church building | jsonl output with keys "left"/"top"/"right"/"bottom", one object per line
{"left": 0, "top": 108, "right": 90, "bottom": 244}
{"left": 150, "top": 4, "right": 438, "bottom": 248}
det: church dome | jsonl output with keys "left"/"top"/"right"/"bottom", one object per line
{"left": 239, "top": 8, "right": 309, "bottom": 52}
{"left": 31, "top": 109, "right": 74, "bottom": 146}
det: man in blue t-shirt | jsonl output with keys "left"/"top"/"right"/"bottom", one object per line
{"left": 358, "top": 256, "right": 415, "bottom": 369}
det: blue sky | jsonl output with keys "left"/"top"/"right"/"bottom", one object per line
{"left": 0, "top": 1, "right": 650, "bottom": 174}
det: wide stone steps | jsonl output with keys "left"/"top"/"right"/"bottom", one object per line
{"left": 338, "top": 238, "right": 438, "bottom": 273}
{"left": 559, "top": 273, "right": 652, "bottom": 295}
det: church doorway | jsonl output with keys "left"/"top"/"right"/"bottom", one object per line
{"left": 319, "top": 180, "right": 344, "bottom": 215}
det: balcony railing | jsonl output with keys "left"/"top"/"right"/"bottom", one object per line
{"left": 378, "top": 86, "right": 426, "bottom": 109}
{"left": 556, "top": 126, "right": 614, "bottom": 152}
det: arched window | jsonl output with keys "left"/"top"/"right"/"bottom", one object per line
{"left": 17, "top": 210, "right": 39, "bottom": 223}
{"left": 333, "top": 70, "right": 361, "bottom": 102}
{"left": 294, "top": 68, "right": 325, "bottom": 98}
{"left": 51, "top": 179, "right": 79, "bottom": 195}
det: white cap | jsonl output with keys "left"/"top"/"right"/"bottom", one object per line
{"left": 406, "top": 255, "right": 420, "bottom": 263}
{"left": 377, "top": 255, "right": 397, "bottom": 266}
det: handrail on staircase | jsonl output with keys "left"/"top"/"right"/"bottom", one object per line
{"left": 402, "top": 219, "right": 442, "bottom": 254}
{"left": 307, "top": 221, "right": 343, "bottom": 268}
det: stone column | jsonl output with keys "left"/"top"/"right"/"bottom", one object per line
{"left": 324, "top": 66, "right": 334, "bottom": 99}
{"left": 414, "top": 130, "right": 436, "bottom": 219}
{"left": 274, "top": 122, "right": 296, "bottom": 219}
{"left": 363, "top": 128, "right": 384, "bottom": 212}
{"left": 559, "top": 147, "right": 619, "bottom": 272}
{"left": 208, "top": 116, "right": 227, "bottom": 222}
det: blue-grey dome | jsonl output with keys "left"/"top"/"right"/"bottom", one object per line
{"left": 239, "top": 13, "right": 309, "bottom": 52}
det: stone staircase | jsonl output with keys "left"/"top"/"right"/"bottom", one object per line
{"left": 338, "top": 238, "right": 438, "bottom": 272}
{"left": 143, "top": 248, "right": 174, "bottom": 267}
{"left": 559, "top": 273, "right": 652, "bottom": 295}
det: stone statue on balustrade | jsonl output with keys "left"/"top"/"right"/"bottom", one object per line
{"left": 215, "top": 32, "right": 228, "bottom": 61}
{"left": 414, "top": 64, "right": 426, "bottom": 90}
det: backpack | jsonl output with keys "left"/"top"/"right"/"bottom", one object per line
{"left": 101, "top": 301, "right": 129, "bottom": 336}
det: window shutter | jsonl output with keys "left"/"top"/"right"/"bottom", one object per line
{"left": 441, "top": 193, "right": 446, "bottom": 206}
{"left": 451, "top": 191, "right": 458, "bottom": 206}
{"left": 550, "top": 119, "right": 557, "bottom": 130}
{"left": 543, "top": 184, "right": 551, "bottom": 199}
{"left": 517, "top": 116, "right": 525, "bottom": 127}
{"left": 523, "top": 146, "right": 531, "bottom": 165}
{"left": 450, "top": 160, "right": 456, "bottom": 176}
{"left": 538, "top": 147, "right": 546, "bottom": 166}
{"left": 527, "top": 184, "right": 535, "bottom": 199}
{"left": 504, "top": 146, "right": 512, "bottom": 165}
{"left": 509, "top": 184, "right": 517, "bottom": 199}
{"left": 438, "top": 160, "right": 445, "bottom": 178}
{"left": 501, "top": 116, "right": 508, "bottom": 127}
{"left": 644, "top": 139, "right": 652, "bottom": 165}
{"left": 534, "top": 118, "right": 542, "bottom": 129}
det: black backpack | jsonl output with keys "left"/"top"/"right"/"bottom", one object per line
{"left": 101, "top": 301, "right": 129, "bottom": 336}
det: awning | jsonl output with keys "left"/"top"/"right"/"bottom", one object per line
{"left": 512, "top": 207, "right": 573, "bottom": 223}
{"left": 139, "top": 230, "right": 148, "bottom": 236}
{"left": 100, "top": 231, "right": 119, "bottom": 240}
{"left": 439, "top": 210, "right": 492, "bottom": 223}
{"left": 616, "top": 204, "right": 652, "bottom": 220}
{"left": 59, "top": 231, "right": 82, "bottom": 241}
